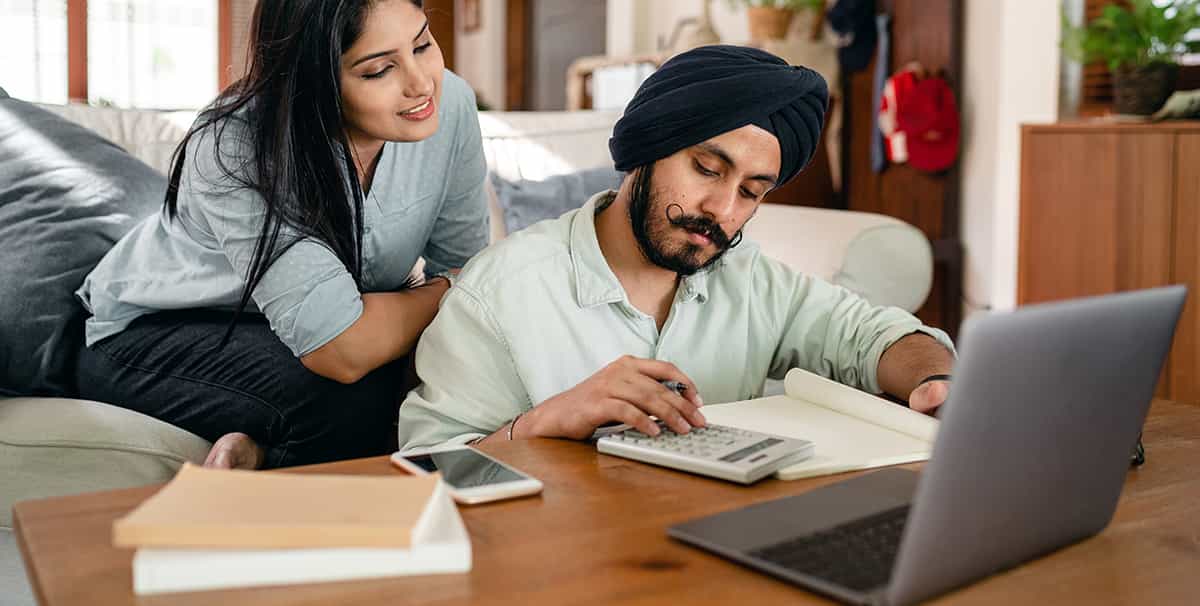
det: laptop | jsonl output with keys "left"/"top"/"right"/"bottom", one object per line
{"left": 667, "top": 286, "right": 1186, "bottom": 605}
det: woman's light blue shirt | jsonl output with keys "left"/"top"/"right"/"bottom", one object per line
{"left": 77, "top": 71, "right": 489, "bottom": 356}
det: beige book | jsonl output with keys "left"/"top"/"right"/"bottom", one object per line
{"left": 703, "top": 368, "right": 939, "bottom": 480}
{"left": 130, "top": 480, "right": 471, "bottom": 595}
{"left": 114, "top": 463, "right": 440, "bottom": 549}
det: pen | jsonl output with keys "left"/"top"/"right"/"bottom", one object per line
{"left": 660, "top": 380, "right": 688, "bottom": 394}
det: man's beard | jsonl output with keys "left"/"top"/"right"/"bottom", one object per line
{"left": 626, "top": 164, "right": 740, "bottom": 276}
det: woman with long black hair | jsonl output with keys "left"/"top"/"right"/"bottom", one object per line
{"left": 75, "top": 0, "right": 487, "bottom": 469}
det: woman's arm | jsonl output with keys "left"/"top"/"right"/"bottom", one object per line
{"left": 183, "top": 114, "right": 455, "bottom": 385}
{"left": 301, "top": 278, "right": 449, "bottom": 384}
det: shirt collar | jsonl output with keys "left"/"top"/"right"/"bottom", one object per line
{"left": 569, "top": 190, "right": 713, "bottom": 308}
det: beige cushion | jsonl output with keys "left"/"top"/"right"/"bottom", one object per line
{"left": 744, "top": 205, "right": 933, "bottom": 312}
{"left": 34, "top": 103, "right": 193, "bottom": 175}
{"left": 478, "top": 110, "right": 621, "bottom": 182}
{"left": 0, "top": 398, "right": 210, "bottom": 528}
{"left": 0, "top": 529, "right": 34, "bottom": 606}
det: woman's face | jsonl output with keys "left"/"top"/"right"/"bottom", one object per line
{"left": 339, "top": 0, "right": 444, "bottom": 146}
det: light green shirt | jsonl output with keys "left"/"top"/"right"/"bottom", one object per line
{"left": 397, "top": 191, "right": 953, "bottom": 450}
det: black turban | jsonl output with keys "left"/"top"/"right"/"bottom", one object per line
{"left": 609, "top": 45, "right": 829, "bottom": 187}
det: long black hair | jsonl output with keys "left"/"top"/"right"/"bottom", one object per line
{"left": 164, "top": 0, "right": 423, "bottom": 338}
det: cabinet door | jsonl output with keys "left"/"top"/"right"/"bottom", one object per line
{"left": 1019, "top": 131, "right": 1175, "bottom": 304}
{"left": 1019, "top": 130, "right": 1175, "bottom": 397}
{"left": 1173, "top": 134, "right": 1200, "bottom": 404}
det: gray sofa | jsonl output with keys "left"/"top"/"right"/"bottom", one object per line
{"left": 0, "top": 95, "right": 935, "bottom": 604}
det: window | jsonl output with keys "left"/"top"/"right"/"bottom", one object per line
{"left": 0, "top": 0, "right": 69, "bottom": 104}
{"left": 87, "top": 0, "right": 218, "bottom": 110}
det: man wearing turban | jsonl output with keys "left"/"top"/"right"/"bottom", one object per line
{"left": 397, "top": 46, "right": 954, "bottom": 449}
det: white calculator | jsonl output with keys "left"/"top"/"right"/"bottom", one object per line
{"left": 596, "top": 420, "right": 815, "bottom": 484}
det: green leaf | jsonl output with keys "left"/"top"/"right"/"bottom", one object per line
{"left": 1063, "top": 0, "right": 1200, "bottom": 68}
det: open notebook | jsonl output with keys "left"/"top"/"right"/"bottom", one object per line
{"left": 702, "top": 368, "right": 939, "bottom": 480}
{"left": 116, "top": 465, "right": 471, "bottom": 594}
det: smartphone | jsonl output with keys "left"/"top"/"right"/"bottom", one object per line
{"left": 390, "top": 446, "right": 543, "bottom": 505}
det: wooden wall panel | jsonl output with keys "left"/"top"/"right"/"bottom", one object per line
{"left": 67, "top": 0, "right": 87, "bottom": 102}
{"left": 218, "top": 0, "right": 233, "bottom": 90}
{"left": 506, "top": 0, "right": 529, "bottom": 110}
{"left": 1173, "top": 134, "right": 1200, "bottom": 404}
{"left": 425, "top": 0, "right": 455, "bottom": 72}
{"left": 843, "top": 0, "right": 961, "bottom": 336}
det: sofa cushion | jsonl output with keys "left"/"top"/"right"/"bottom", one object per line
{"left": 478, "top": 110, "right": 620, "bottom": 182}
{"left": 743, "top": 204, "right": 932, "bottom": 312}
{"left": 0, "top": 95, "right": 166, "bottom": 396}
{"left": 34, "top": 104, "right": 193, "bottom": 175}
{"left": 0, "top": 529, "right": 34, "bottom": 606}
{"left": 0, "top": 397, "right": 211, "bottom": 528}
{"left": 490, "top": 167, "right": 623, "bottom": 235}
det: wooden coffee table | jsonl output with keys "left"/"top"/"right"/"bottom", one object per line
{"left": 14, "top": 399, "right": 1200, "bottom": 605}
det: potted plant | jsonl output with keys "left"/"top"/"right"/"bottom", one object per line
{"left": 728, "top": 0, "right": 824, "bottom": 42}
{"left": 1062, "top": 0, "right": 1200, "bottom": 115}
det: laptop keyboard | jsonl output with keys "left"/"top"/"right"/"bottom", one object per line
{"left": 747, "top": 505, "right": 910, "bottom": 592}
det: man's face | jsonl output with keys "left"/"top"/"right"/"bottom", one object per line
{"left": 629, "top": 124, "right": 782, "bottom": 275}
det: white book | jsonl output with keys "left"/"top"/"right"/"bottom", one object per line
{"left": 132, "top": 480, "right": 470, "bottom": 595}
{"left": 702, "top": 368, "right": 939, "bottom": 480}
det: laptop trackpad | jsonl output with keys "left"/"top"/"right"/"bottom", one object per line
{"left": 670, "top": 468, "right": 920, "bottom": 552}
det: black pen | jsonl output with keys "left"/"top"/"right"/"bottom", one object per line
{"left": 660, "top": 380, "right": 687, "bottom": 394}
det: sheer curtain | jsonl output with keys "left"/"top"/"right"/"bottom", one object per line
{"left": 0, "top": 0, "right": 69, "bottom": 103}
{"left": 87, "top": 0, "right": 217, "bottom": 110}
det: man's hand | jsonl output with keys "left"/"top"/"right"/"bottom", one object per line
{"left": 909, "top": 379, "right": 950, "bottom": 415}
{"left": 518, "top": 356, "right": 707, "bottom": 440}
{"left": 878, "top": 332, "right": 955, "bottom": 414}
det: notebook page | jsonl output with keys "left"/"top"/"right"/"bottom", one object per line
{"left": 701, "top": 395, "right": 931, "bottom": 480}
{"left": 784, "top": 368, "right": 939, "bottom": 442}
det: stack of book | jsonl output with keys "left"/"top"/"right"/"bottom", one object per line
{"left": 113, "top": 463, "right": 471, "bottom": 595}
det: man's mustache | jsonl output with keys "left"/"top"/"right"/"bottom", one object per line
{"left": 665, "top": 204, "right": 732, "bottom": 249}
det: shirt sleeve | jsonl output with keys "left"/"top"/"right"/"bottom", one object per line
{"left": 397, "top": 282, "right": 530, "bottom": 450}
{"left": 757, "top": 254, "right": 955, "bottom": 394}
{"left": 421, "top": 80, "right": 490, "bottom": 276}
{"left": 179, "top": 123, "right": 363, "bottom": 357}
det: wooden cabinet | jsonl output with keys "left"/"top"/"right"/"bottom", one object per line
{"left": 1019, "top": 121, "right": 1200, "bottom": 403}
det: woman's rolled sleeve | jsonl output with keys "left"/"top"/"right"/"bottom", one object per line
{"left": 257, "top": 256, "right": 364, "bottom": 357}
{"left": 182, "top": 128, "right": 364, "bottom": 357}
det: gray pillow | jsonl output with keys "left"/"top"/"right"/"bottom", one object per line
{"left": 0, "top": 96, "right": 166, "bottom": 396}
{"left": 490, "top": 166, "right": 623, "bottom": 234}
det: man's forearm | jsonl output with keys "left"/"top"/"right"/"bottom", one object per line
{"left": 877, "top": 332, "right": 955, "bottom": 401}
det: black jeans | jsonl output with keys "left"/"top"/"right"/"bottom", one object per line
{"left": 75, "top": 310, "right": 415, "bottom": 468}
